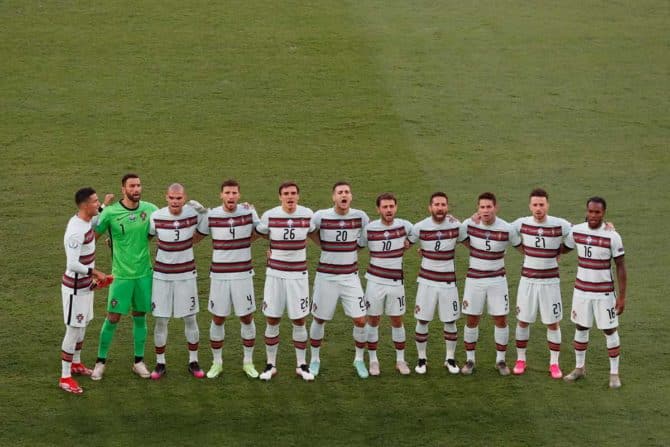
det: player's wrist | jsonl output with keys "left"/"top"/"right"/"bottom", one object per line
{"left": 98, "top": 204, "right": 106, "bottom": 213}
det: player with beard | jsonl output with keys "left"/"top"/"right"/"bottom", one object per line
{"left": 562, "top": 197, "right": 627, "bottom": 389}
{"left": 407, "top": 192, "right": 462, "bottom": 374}
{"left": 92, "top": 173, "right": 158, "bottom": 380}
{"left": 359, "top": 193, "right": 414, "bottom": 376}
{"left": 308, "top": 182, "right": 370, "bottom": 377}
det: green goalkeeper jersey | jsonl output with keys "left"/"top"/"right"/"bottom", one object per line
{"left": 96, "top": 200, "right": 158, "bottom": 279}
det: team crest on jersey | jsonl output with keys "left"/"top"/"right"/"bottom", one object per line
{"left": 462, "top": 300, "right": 469, "bottom": 310}
{"left": 383, "top": 231, "right": 390, "bottom": 239}
{"left": 537, "top": 228, "right": 544, "bottom": 236}
{"left": 585, "top": 236, "right": 592, "bottom": 245}
{"left": 436, "top": 231, "right": 442, "bottom": 240}
{"left": 287, "top": 219, "right": 294, "bottom": 227}
{"left": 484, "top": 231, "right": 491, "bottom": 240}
{"left": 140, "top": 211, "right": 147, "bottom": 221}
{"left": 339, "top": 220, "right": 346, "bottom": 228}
{"left": 228, "top": 218, "right": 235, "bottom": 226}
{"left": 173, "top": 220, "right": 180, "bottom": 229}
{"left": 111, "top": 298, "right": 118, "bottom": 308}
{"left": 76, "top": 313, "right": 84, "bottom": 323}
{"left": 129, "top": 213, "right": 137, "bottom": 222}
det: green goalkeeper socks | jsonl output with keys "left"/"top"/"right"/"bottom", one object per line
{"left": 133, "top": 315, "right": 147, "bottom": 358}
{"left": 97, "top": 319, "right": 118, "bottom": 359}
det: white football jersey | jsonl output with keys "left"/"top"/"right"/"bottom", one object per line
{"left": 512, "top": 215, "right": 572, "bottom": 282}
{"left": 564, "top": 222, "right": 625, "bottom": 293}
{"left": 63, "top": 215, "right": 97, "bottom": 291}
{"left": 360, "top": 218, "right": 413, "bottom": 285}
{"left": 256, "top": 205, "right": 315, "bottom": 279}
{"left": 149, "top": 206, "right": 202, "bottom": 281}
{"left": 458, "top": 217, "right": 521, "bottom": 279}
{"left": 198, "top": 205, "right": 260, "bottom": 280}
{"left": 408, "top": 215, "right": 461, "bottom": 287}
{"left": 312, "top": 207, "right": 369, "bottom": 277}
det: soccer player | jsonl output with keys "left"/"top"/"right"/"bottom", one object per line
{"left": 458, "top": 192, "right": 521, "bottom": 376}
{"left": 92, "top": 173, "right": 158, "bottom": 380}
{"left": 195, "top": 179, "right": 261, "bottom": 379}
{"left": 359, "top": 193, "right": 414, "bottom": 376}
{"left": 408, "top": 192, "right": 462, "bottom": 375}
{"left": 256, "top": 182, "right": 316, "bottom": 381}
{"left": 510, "top": 188, "right": 572, "bottom": 379}
{"left": 308, "top": 181, "right": 370, "bottom": 378}
{"left": 148, "top": 183, "right": 206, "bottom": 380}
{"left": 562, "top": 197, "right": 627, "bottom": 389}
{"left": 59, "top": 188, "right": 112, "bottom": 393}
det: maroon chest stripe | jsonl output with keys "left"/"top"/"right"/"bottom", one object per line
{"left": 320, "top": 218, "right": 362, "bottom": 230}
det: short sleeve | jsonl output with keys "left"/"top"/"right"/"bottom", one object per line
{"left": 256, "top": 211, "right": 269, "bottom": 235}
{"left": 457, "top": 220, "right": 469, "bottom": 242}
{"left": 197, "top": 211, "right": 210, "bottom": 235}
{"left": 611, "top": 232, "right": 625, "bottom": 258}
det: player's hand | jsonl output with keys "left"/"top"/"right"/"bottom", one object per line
{"left": 241, "top": 202, "right": 255, "bottom": 210}
{"left": 187, "top": 199, "right": 208, "bottom": 213}
{"left": 403, "top": 239, "right": 411, "bottom": 250}
{"left": 91, "top": 269, "right": 107, "bottom": 283}
{"left": 471, "top": 212, "right": 481, "bottom": 224}
{"left": 103, "top": 193, "right": 115, "bottom": 206}
{"left": 605, "top": 221, "right": 616, "bottom": 231}
{"left": 266, "top": 248, "right": 272, "bottom": 259}
{"left": 615, "top": 296, "right": 625, "bottom": 315}
{"left": 92, "top": 274, "right": 114, "bottom": 290}
{"left": 105, "top": 237, "right": 111, "bottom": 247}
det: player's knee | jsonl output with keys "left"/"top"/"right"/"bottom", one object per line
{"left": 212, "top": 315, "right": 226, "bottom": 325}
{"left": 390, "top": 316, "right": 404, "bottom": 328}
{"left": 352, "top": 317, "right": 365, "bottom": 327}
{"left": 604, "top": 328, "right": 617, "bottom": 335}
{"left": 547, "top": 322, "right": 559, "bottom": 330}
{"left": 292, "top": 318, "right": 305, "bottom": 326}
{"left": 131, "top": 311, "right": 145, "bottom": 317}
{"left": 367, "top": 315, "right": 380, "bottom": 327}
{"left": 493, "top": 316, "right": 507, "bottom": 328}
{"left": 239, "top": 313, "right": 253, "bottom": 324}
{"left": 107, "top": 313, "right": 121, "bottom": 324}
{"left": 315, "top": 316, "right": 326, "bottom": 324}
{"left": 266, "top": 317, "right": 281, "bottom": 326}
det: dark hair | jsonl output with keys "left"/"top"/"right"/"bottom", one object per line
{"left": 478, "top": 192, "right": 496, "bottom": 205}
{"left": 121, "top": 173, "right": 139, "bottom": 186}
{"left": 332, "top": 181, "right": 351, "bottom": 192}
{"left": 430, "top": 192, "right": 448, "bottom": 204}
{"left": 278, "top": 181, "right": 299, "bottom": 194}
{"left": 376, "top": 192, "right": 397, "bottom": 207}
{"left": 586, "top": 196, "right": 607, "bottom": 210}
{"left": 75, "top": 187, "right": 96, "bottom": 206}
{"left": 221, "top": 179, "right": 240, "bottom": 191}
{"left": 529, "top": 188, "right": 548, "bottom": 200}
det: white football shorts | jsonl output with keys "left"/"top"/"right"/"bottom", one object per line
{"left": 152, "top": 278, "right": 199, "bottom": 318}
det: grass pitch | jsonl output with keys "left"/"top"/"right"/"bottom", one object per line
{"left": 1, "top": 1, "right": 668, "bottom": 446}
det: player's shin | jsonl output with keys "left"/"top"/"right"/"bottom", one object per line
{"left": 415, "top": 322, "right": 429, "bottom": 359}
{"left": 464, "top": 325, "right": 479, "bottom": 363}
{"left": 184, "top": 315, "right": 200, "bottom": 362}
{"left": 61, "top": 326, "right": 80, "bottom": 378}
{"left": 209, "top": 320, "right": 225, "bottom": 364}
{"left": 605, "top": 331, "right": 620, "bottom": 375}
{"left": 548, "top": 327, "right": 561, "bottom": 365}
{"left": 292, "top": 323, "right": 308, "bottom": 366}
{"left": 366, "top": 324, "right": 379, "bottom": 362}
{"left": 154, "top": 317, "right": 169, "bottom": 364}
{"left": 574, "top": 329, "right": 589, "bottom": 368}
{"left": 309, "top": 320, "right": 324, "bottom": 362}
{"left": 444, "top": 322, "right": 457, "bottom": 361}
{"left": 515, "top": 324, "right": 529, "bottom": 362}
{"left": 132, "top": 315, "right": 148, "bottom": 360}
{"left": 97, "top": 319, "right": 118, "bottom": 360}
{"left": 241, "top": 321, "right": 255, "bottom": 364}
{"left": 265, "top": 323, "right": 280, "bottom": 366}
{"left": 392, "top": 326, "right": 406, "bottom": 362}
{"left": 353, "top": 325, "right": 366, "bottom": 361}
{"left": 495, "top": 326, "right": 509, "bottom": 363}
{"left": 73, "top": 328, "right": 85, "bottom": 364}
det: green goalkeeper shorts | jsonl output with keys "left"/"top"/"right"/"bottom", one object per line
{"left": 106, "top": 274, "right": 153, "bottom": 314}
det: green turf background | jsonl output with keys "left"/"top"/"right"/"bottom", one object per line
{"left": 1, "top": 1, "right": 668, "bottom": 446}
